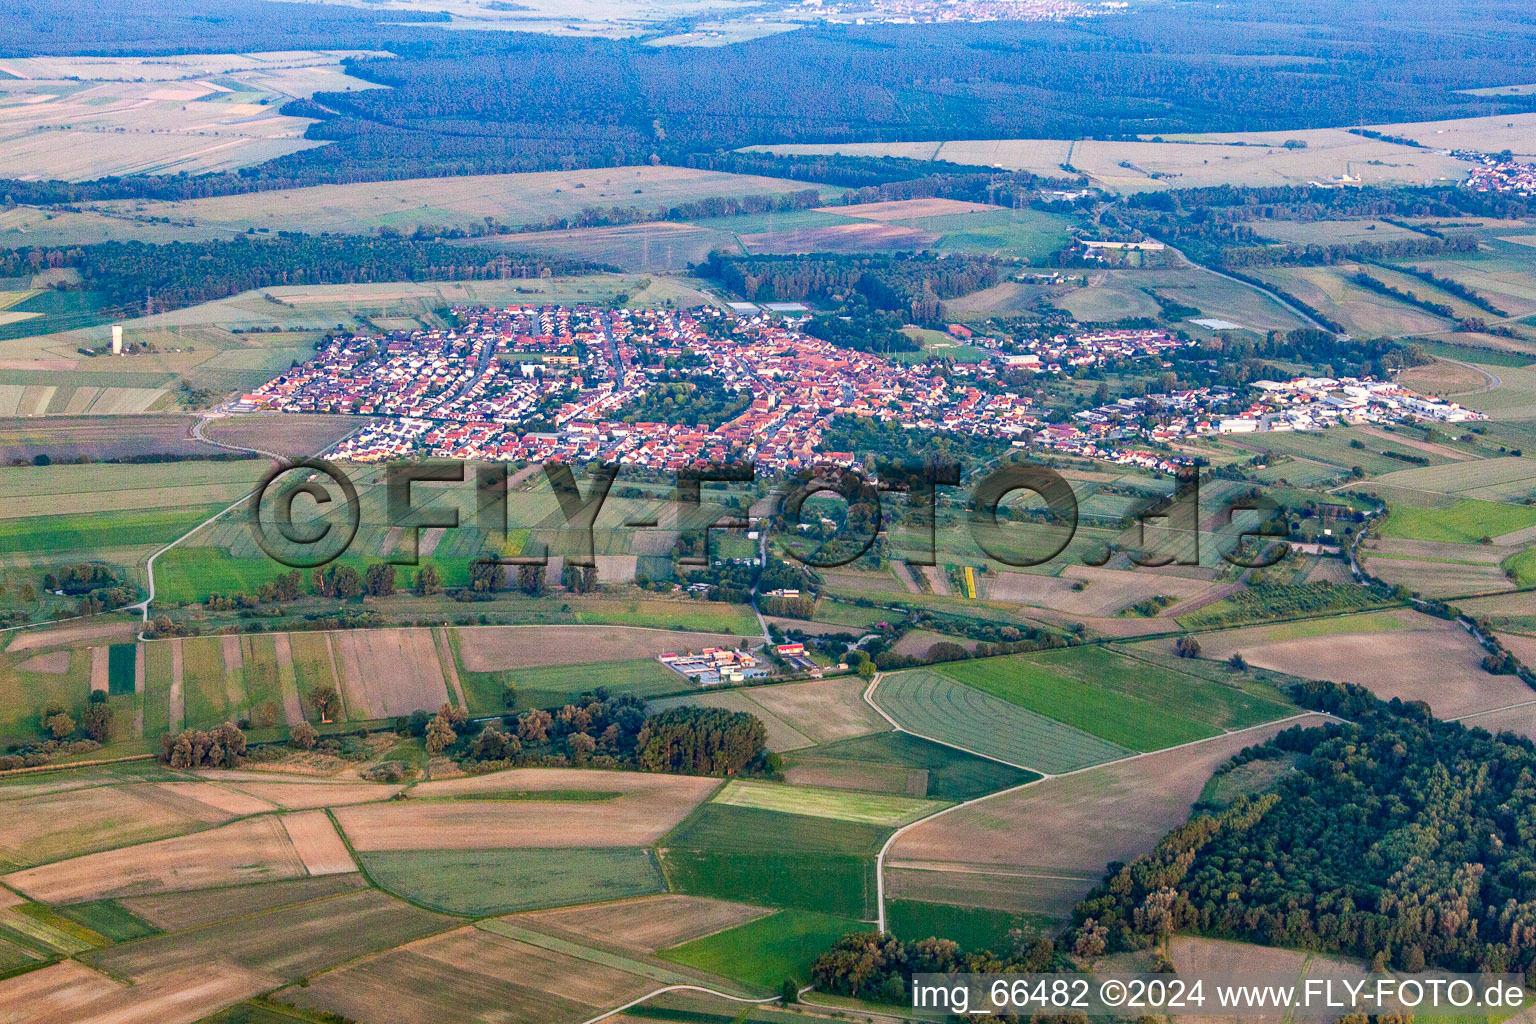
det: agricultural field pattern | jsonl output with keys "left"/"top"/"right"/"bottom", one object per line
{"left": 8, "top": 0, "right": 1536, "bottom": 1021}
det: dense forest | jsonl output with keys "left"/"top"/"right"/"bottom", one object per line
{"left": 1073, "top": 680, "right": 1536, "bottom": 976}
{"left": 3, "top": 1, "right": 1536, "bottom": 199}
{"left": 700, "top": 252, "right": 1007, "bottom": 322}
{"left": 0, "top": 235, "right": 601, "bottom": 319}
{"left": 0, "top": 0, "right": 442, "bottom": 57}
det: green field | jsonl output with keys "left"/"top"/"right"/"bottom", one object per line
{"left": 887, "top": 899, "right": 1054, "bottom": 953}
{"left": 710, "top": 779, "right": 944, "bottom": 827}
{"left": 360, "top": 848, "right": 667, "bottom": 915}
{"left": 0, "top": 648, "right": 88, "bottom": 739}
{"left": 871, "top": 669, "right": 1130, "bottom": 773}
{"left": 105, "top": 644, "right": 137, "bottom": 697}
{"left": 982, "top": 646, "right": 1291, "bottom": 732}
{"left": 51, "top": 900, "right": 160, "bottom": 943}
{"left": 241, "top": 635, "right": 284, "bottom": 727}
{"left": 783, "top": 731, "right": 1038, "bottom": 802}
{"left": 660, "top": 848, "right": 876, "bottom": 920}
{"left": 0, "top": 506, "right": 225, "bottom": 553}
{"left": 501, "top": 657, "right": 689, "bottom": 709}
{"left": 660, "top": 910, "right": 864, "bottom": 991}
{"left": 661, "top": 803, "right": 886, "bottom": 918}
{"left": 179, "top": 636, "right": 232, "bottom": 728}
{"left": 937, "top": 656, "right": 1217, "bottom": 751}
{"left": 1379, "top": 499, "right": 1536, "bottom": 544}
{"left": 143, "top": 641, "right": 173, "bottom": 736}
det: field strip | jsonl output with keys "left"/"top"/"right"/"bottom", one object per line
{"left": 477, "top": 920, "right": 708, "bottom": 990}
{"left": 89, "top": 646, "right": 108, "bottom": 693}
{"left": 272, "top": 633, "right": 304, "bottom": 726}
{"left": 169, "top": 638, "right": 185, "bottom": 731}
{"left": 134, "top": 643, "right": 146, "bottom": 738}
{"left": 323, "top": 634, "right": 349, "bottom": 718}
{"left": 221, "top": 635, "right": 245, "bottom": 713}
{"left": 434, "top": 627, "right": 467, "bottom": 708}
{"left": 0, "top": 908, "right": 95, "bottom": 954}
{"left": 282, "top": 810, "right": 356, "bottom": 876}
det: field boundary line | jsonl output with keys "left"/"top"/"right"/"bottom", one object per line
{"left": 1450, "top": 697, "right": 1536, "bottom": 722}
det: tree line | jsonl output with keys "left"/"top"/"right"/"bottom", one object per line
{"left": 0, "top": 235, "right": 602, "bottom": 320}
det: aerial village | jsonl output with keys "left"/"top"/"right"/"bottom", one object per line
{"left": 243, "top": 304, "right": 1480, "bottom": 475}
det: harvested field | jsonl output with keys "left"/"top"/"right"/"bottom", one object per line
{"left": 330, "top": 628, "right": 449, "bottom": 719}
{"left": 5, "top": 618, "right": 139, "bottom": 652}
{"left": 0, "top": 961, "right": 122, "bottom": 1023}
{"left": 362, "top": 847, "right": 667, "bottom": 916}
{"left": 887, "top": 715, "right": 1328, "bottom": 917}
{"left": 84, "top": 888, "right": 450, "bottom": 985}
{"left": 819, "top": 197, "right": 999, "bottom": 220}
{"left": 152, "top": 781, "right": 275, "bottom": 816}
{"left": 454, "top": 624, "right": 749, "bottom": 672}
{"left": 120, "top": 873, "right": 367, "bottom": 932}
{"left": 272, "top": 632, "right": 304, "bottom": 726}
{"left": 88, "top": 645, "right": 108, "bottom": 694}
{"left": 279, "top": 923, "right": 658, "bottom": 1024}
{"left": 871, "top": 668, "right": 1130, "bottom": 773}
{"left": 1166, "top": 936, "right": 1366, "bottom": 1024}
{"left": 1456, "top": 702, "right": 1536, "bottom": 741}
{"left": 988, "top": 565, "right": 1214, "bottom": 616}
{"left": 735, "top": 677, "right": 888, "bottom": 746}
{"left": 15, "top": 651, "right": 69, "bottom": 674}
{"left": 519, "top": 894, "right": 773, "bottom": 953}
{"left": 337, "top": 769, "right": 717, "bottom": 850}
{"left": 1194, "top": 617, "right": 1526, "bottom": 718}
{"left": 712, "top": 779, "right": 943, "bottom": 826}
{"left": 220, "top": 780, "right": 403, "bottom": 810}
{"left": 4, "top": 815, "right": 307, "bottom": 903}
{"left": 1364, "top": 555, "right": 1514, "bottom": 597}
{"left": 740, "top": 221, "right": 936, "bottom": 253}
{"left": 0, "top": 783, "right": 230, "bottom": 868}
{"left": 0, "top": 415, "right": 214, "bottom": 462}
{"left": 199, "top": 413, "right": 362, "bottom": 459}
{"left": 281, "top": 810, "right": 356, "bottom": 875}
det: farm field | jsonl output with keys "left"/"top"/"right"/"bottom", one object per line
{"left": 76, "top": 166, "right": 842, "bottom": 243}
{"left": 710, "top": 779, "right": 944, "bottom": 826}
{"left": 752, "top": 125, "right": 1469, "bottom": 191}
{"left": 783, "top": 731, "right": 1038, "bottom": 801}
{"left": 278, "top": 921, "right": 668, "bottom": 1024}
{"left": 119, "top": 874, "right": 368, "bottom": 932}
{"left": 0, "top": 782, "right": 230, "bottom": 869}
{"left": 886, "top": 715, "right": 1330, "bottom": 918}
{"left": 337, "top": 768, "right": 718, "bottom": 850}
{"left": 82, "top": 888, "right": 450, "bottom": 984}
{"left": 361, "top": 848, "right": 668, "bottom": 915}
{"left": 648, "top": 675, "right": 889, "bottom": 752}
{"left": 659, "top": 909, "right": 862, "bottom": 990}
{"left": 454, "top": 623, "right": 752, "bottom": 672}
{"left": 3, "top": 815, "right": 310, "bottom": 903}
{"left": 936, "top": 655, "right": 1219, "bottom": 751}
{"left": 660, "top": 802, "right": 887, "bottom": 919}
{"left": 518, "top": 894, "right": 772, "bottom": 953}
{"left": 1378, "top": 498, "right": 1536, "bottom": 544}
{"left": 0, "top": 51, "right": 367, "bottom": 183}
{"left": 870, "top": 668, "right": 1131, "bottom": 773}
{"left": 1181, "top": 613, "right": 1528, "bottom": 718}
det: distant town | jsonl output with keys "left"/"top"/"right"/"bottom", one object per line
{"left": 243, "top": 305, "right": 1482, "bottom": 475}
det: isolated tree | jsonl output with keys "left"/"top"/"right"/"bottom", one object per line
{"left": 308, "top": 685, "right": 341, "bottom": 722}
{"left": 424, "top": 712, "right": 457, "bottom": 756}
{"left": 82, "top": 691, "right": 114, "bottom": 742}
{"left": 1174, "top": 635, "right": 1202, "bottom": 659}
{"left": 857, "top": 661, "right": 877, "bottom": 681}
{"left": 42, "top": 702, "right": 75, "bottom": 740}
{"left": 289, "top": 721, "right": 318, "bottom": 750}
{"left": 19, "top": 581, "right": 36, "bottom": 603}
{"left": 1227, "top": 652, "right": 1248, "bottom": 671}
{"left": 501, "top": 681, "right": 519, "bottom": 709}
